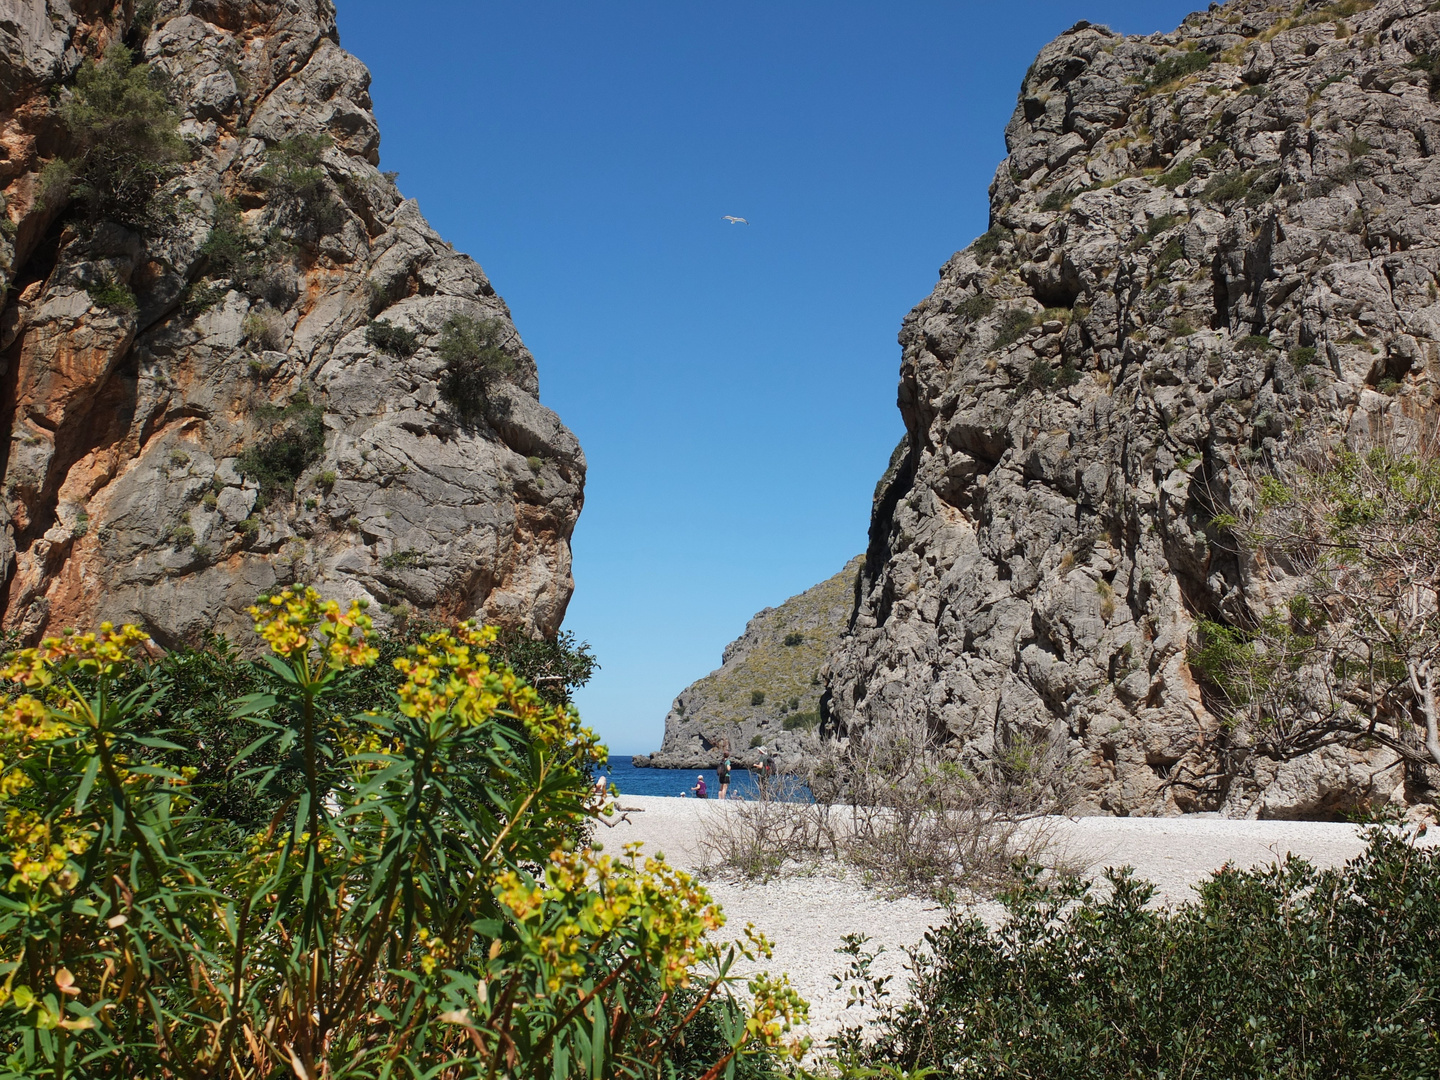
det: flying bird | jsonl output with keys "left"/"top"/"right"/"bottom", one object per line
{"left": 723, "top": 215, "right": 749, "bottom": 225}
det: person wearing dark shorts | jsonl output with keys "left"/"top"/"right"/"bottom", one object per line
{"left": 717, "top": 755, "right": 732, "bottom": 800}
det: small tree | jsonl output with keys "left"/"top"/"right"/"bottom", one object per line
{"left": 44, "top": 44, "right": 187, "bottom": 228}
{"left": 437, "top": 315, "right": 517, "bottom": 422}
{"left": 1192, "top": 440, "right": 1440, "bottom": 774}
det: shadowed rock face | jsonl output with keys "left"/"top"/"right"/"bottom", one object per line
{"left": 636, "top": 557, "right": 863, "bottom": 770}
{"left": 0, "top": 0, "right": 583, "bottom": 644}
{"left": 824, "top": 0, "right": 1440, "bottom": 818}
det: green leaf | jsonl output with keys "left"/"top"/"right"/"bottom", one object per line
{"left": 73, "top": 754, "right": 101, "bottom": 815}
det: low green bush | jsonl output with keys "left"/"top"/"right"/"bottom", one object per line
{"left": 971, "top": 227, "right": 1013, "bottom": 263}
{"left": 838, "top": 825, "right": 1440, "bottom": 1078}
{"left": 751, "top": 690, "right": 766, "bottom": 706}
{"left": 1238, "top": 333, "right": 1277, "bottom": 353}
{"left": 236, "top": 389, "right": 325, "bottom": 496}
{"left": 783, "top": 632, "right": 804, "bottom": 647}
{"left": 1148, "top": 47, "right": 1212, "bottom": 87}
{"left": 1290, "top": 345, "right": 1318, "bottom": 367}
{"left": 259, "top": 133, "right": 344, "bottom": 234}
{"left": 1155, "top": 158, "right": 1193, "bottom": 190}
{"left": 957, "top": 293, "right": 995, "bottom": 321}
{"left": 993, "top": 308, "right": 1037, "bottom": 349}
{"left": 782, "top": 710, "right": 818, "bottom": 731}
{"left": 86, "top": 275, "right": 137, "bottom": 312}
{"left": 365, "top": 317, "right": 418, "bottom": 358}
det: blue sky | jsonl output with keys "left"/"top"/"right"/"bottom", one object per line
{"left": 334, "top": 0, "right": 1203, "bottom": 754}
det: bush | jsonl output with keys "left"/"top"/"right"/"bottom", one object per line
{"left": 1156, "top": 158, "right": 1193, "bottom": 190}
{"left": 1408, "top": 49, "right": 1440, "bottom": 100}
{"left": 993, "top": 308, "right": 1037, "bottom": 348}
{"left": 0, "top": 591, "right": 804, "bottom": 1077}
{"left": 1201, "top": 169, "right": 1251, "bottom": 204}
{"left": 1148, "top": 47, "right": 1212, "bottom": 87}
{"left": 45, "top": 44, "right": 186, "bottom": 227}
{"left": 85, "top": 274, "right": 137, "bottom": 312}
{"left": 437, "top": 314, "right": 517, "bottom": 422}
{"left": 258, "top": 133, "right": 344, "bottom": 235}
{"left": 241, "top": 308, "right": 286, "bottom": 351}
{"left": 971, "top": 227, "right": 1013, "bottom": 263}
{"left": 236, "top": 389, "right": 324, "bottom": 496}
{"left": 1144, "top": 213, "right": 1182, "bottom": 240}
{"left": 365, "top": 317, "right": 418, "bottom": 358}
{"left": 842, "top": 825, "right": 1440, "bottom": 1078}
{"left": 957, "top": 292, "right": 995, "bottom": 321}
{"left": 198, "top": 200, "right": 296, "bottom": 304}
{"left": 1038, "top": 187, "right": 1071, "bottom": 212}
{"left": 782, "top": 710, "right": 819, "bottom": 731}
{"left": 783, "top": 632, "right": 804, "bottom": 647}
{"left": 1290, "top": 344, "right": 1318, "bottom": 367}
{"left": 1025, "top": 358, "right": 1057, "bottom": 391}
{"left": 1155, "top": 237, "right": 1185, "bottom": 275}
{"left": 705, "top": 726, "right": 1068, "bottom": 899}
{"left": 751, "top": 690, "right": 766, "bottom": 706}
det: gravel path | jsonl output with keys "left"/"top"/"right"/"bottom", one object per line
{"left": 596, "top": 796, "right": 1385, "bottom": 1046}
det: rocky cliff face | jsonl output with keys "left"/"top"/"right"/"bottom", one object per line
{"left": 0, "top": 0, "right": 583, "bottom": 645}
{"left": 636, "top": 557, "right": 862, "bottom": 769}
{"left": 824, "top": 0, "right": 1440, "bottom": 818}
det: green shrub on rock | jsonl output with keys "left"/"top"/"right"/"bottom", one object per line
{"left": 365, "top": 317, "right": 418, "bottom": 357}
{"left": 43, "top": 44, "right": 187, "bottom": 228}
{"left": 236, "top": 389, "right": 324, "bottom": 496}
{"left": 437, "top": 314, "right": 517, "bottom": 422}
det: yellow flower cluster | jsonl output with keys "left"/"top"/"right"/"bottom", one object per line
{"left": 393, "top": 624, "right": 505, "bottom": 728}
{"left": 745, "top": 971, "right": 810, "bottom": 1060}
{"left": 0, "top": 630, "right": 140, "bottom": 894}
{"left": 495, "top": 843, "right": 726, "bottom": 993}
{"left": 0, "top": 623, "right": 151, "bottom": 688}
{"left": 3, "top": 808, "right": 90, "bottom": 892}
{"left": 414, "top": 927, "right": 451, "bottom": 976}
{"left": 248, "top": 587, "right": 378, "bottom": 670}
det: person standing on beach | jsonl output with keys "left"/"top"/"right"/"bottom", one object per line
{"left": 717, "top": 755, "right": 732, "bottom": 800}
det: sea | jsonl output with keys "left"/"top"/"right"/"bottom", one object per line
{"left": 602, "top": 756, "right": 775, "bottom": 800}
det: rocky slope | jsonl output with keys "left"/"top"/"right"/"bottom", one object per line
{"left": 823, "top": 0, "right": 1440, "bottom": 818}
{"left": 636, "top": 557, "right": 862, "bottom": 769}
{"left": 0, "top": 0, "right": 583, "bottom": 645}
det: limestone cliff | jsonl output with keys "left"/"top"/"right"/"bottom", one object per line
{"left": 824, "top": 0, "right": 1440, "bottom": 818}
{"left": 0, "top": 0, "right": 583, "bottom": 645}
{"left": 636, "top": 557, "right": 862, "bottom": 769}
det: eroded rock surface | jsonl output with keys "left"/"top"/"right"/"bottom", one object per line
{"left": 824, "top": 0, "right": 1440, "bottom": 818}
{"left": 637, "top": 557, "right": 862, "bottom": 770}
{"left": 0, "top": 0, "right": 583, "bottom": 644}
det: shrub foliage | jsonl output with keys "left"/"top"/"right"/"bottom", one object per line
{"left": 0, "top": 590, "right": 806, "bottom": 1077}
{"left": 44, "top": 44, "right": 187, "bottom": 228}
{"left": 839, "top": 825, "right": 1440, "bottom": 1077}
{"left": 1189, "top": 442, "right": 1440, "bottom": 772}
{"left": 437, "top": 315, "right": 518, "bottom": 422}
{"left": 236, "top": 389, "right": 325, "bottom": 497}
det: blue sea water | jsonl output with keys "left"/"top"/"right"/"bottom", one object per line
{"left": 602, "top": 755, "right": 770, "bottom": 800}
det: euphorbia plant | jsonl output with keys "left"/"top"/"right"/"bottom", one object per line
{"left": 0, "top": 588, "right": 805, "bottom": 1078}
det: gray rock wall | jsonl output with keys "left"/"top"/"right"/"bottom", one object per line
{"left": 824, "top": 0, "right": 1440, "bottom": 818}
{"left": 0, "top": 0, "right": 583, "bottom": 644}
